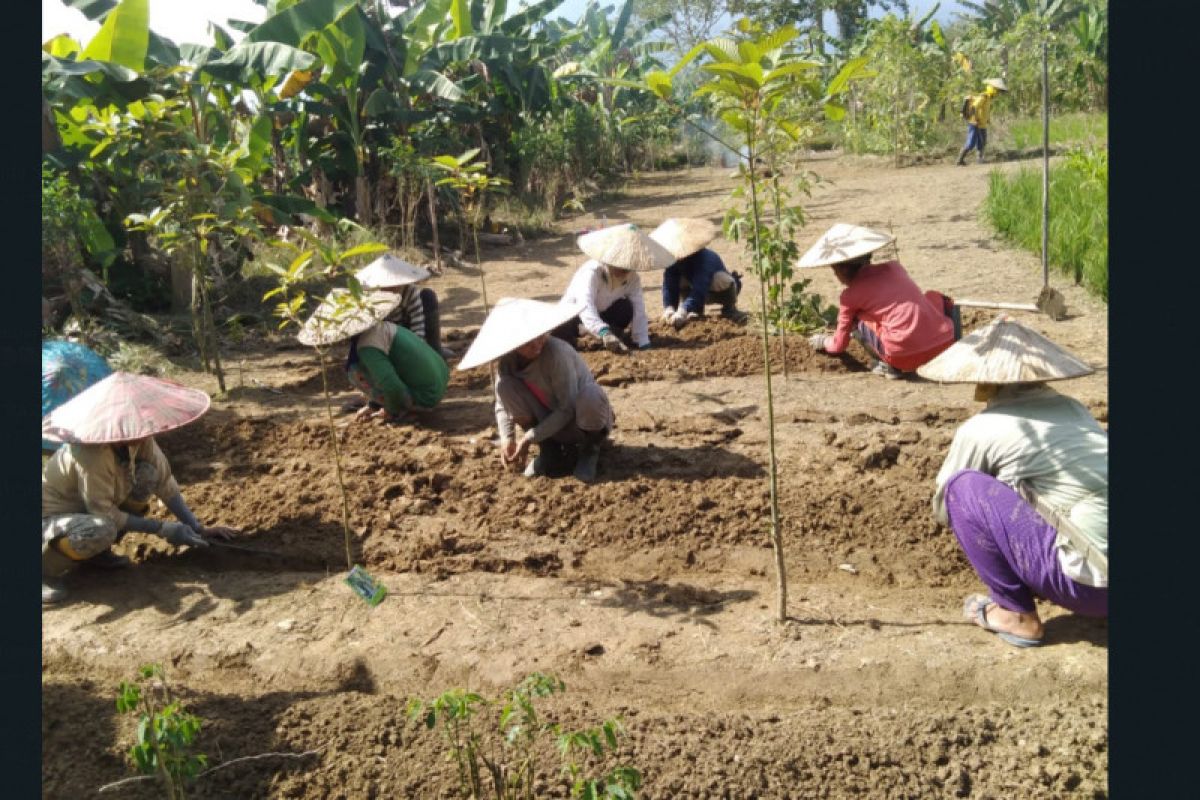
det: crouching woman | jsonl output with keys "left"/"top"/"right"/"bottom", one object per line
{"left": 460, "top": 298, "right": 614, "bottom": 483}
{"left": 41, "top": 373, "right": 238, "bottom": 604}
{"left": 921, "top": 317, "right": 1107, "bottom": 647}
{"left": 300, "top": 288, "right": 449, "bottom": 424}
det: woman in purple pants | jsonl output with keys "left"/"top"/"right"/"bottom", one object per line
{"left": 920, "top": 317, "right": 1107, "bottom": 648}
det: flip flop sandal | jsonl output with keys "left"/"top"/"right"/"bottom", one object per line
{"left": 963, "top": 594, "right": 1043, "bottom": 648}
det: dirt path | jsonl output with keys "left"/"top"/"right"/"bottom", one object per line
{"left": 43, "top": 156, "right": 1108, "bottom": 799}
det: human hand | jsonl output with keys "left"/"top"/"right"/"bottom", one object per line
{"left": 200, "top": 525, "right": 239, "bottom": 541}
{"left": 162, "top": 521, "right": 208, "bottom": 548}
{"left": 602, "top": 333, "right": 629, "bottom": 354}
{"left": 808, "top": 333, "right": 828, "bottom": 352}
{"left": 354, "top": 404, "right": 379, "bottom": 422}
{"left": 671, "top": 308, "right": 695, "bottom": 331}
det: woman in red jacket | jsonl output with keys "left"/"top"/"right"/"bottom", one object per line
{"left": 800, "top": 223, "right": 961, "bottom": 379}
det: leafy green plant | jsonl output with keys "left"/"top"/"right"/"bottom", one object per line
{"left": 431, "top": 149, "right": 511, "bottom": 318}
{"left": 408, "top": 672, "right": 641, "bottom": 799}
{"left": 115, "top": 663, "right": 207, "bottom": 800}
{"left": 125, "top": 129, "right": 263, "bottom": 393}
{"left": 42, "top": 165, "right": 116, "bottom": 334}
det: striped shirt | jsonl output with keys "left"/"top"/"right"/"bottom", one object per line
{"left": 384, "top": 285, "right": 425, "bottom": 341}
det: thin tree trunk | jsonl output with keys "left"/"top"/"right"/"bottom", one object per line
{"left": 317, "top": 349, "right": 356, "bottom": 571}
{"left": 746, "top": 131, "right": 787, "bottom": 623}
{"left": 190, "top": 269, "right": 209, "bottom": 373}
{"left": 198, "top": 277, "right": 225, "bottom": 393}
{"left": 426, "top": 178, "right": 442, "bottom": 271}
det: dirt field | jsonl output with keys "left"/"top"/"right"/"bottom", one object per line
{"left": 42, "top": 153, "right": 1109, "bottom": 799}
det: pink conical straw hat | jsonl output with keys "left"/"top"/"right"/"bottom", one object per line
{"left": 577, "top": 223, "right": 674, "bottom": 270}
{"left": 916, "top": 316, "right": 1095, "bottom": 384}
{"left": 355, "top": 254, "right": 431, "bottom": 289}
{"left": 649, "top": 218, "right": 719, "bottom": 260}
{"left": 42, "top": 372, "right": 211, "bottom": 445}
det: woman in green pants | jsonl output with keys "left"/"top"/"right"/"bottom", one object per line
{"left": 299, "top": 289, "right": 449, "bottom": 424}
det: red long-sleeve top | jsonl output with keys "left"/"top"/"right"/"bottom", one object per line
{"left": 826, "top": 260, "right": 955, "bottom": 371}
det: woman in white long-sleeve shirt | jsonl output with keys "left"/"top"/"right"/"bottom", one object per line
{"left": 551, "top": 223, "right": 673, "bottom": 354}
{"left": 920, "top": 317, "right": 1106, "bottom": 648}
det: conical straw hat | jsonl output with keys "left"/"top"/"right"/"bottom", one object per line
{"left": 984, "top": 77, "right": 1008, "bottom": 92}
{"left": 355, "top": 254, "right": 431, "bottom": 289}
{"left": 297, "top": 288, "right": 403, "bottom": 347}
{"left": 42, "top": 372, "right": 210, "bottom": 445}
{"left": 577, "top": 223, "right": 674, "bottom": 271}
{"left": 916, "top": 316, "right": 1094, "bottom": 384}
{"left": 458, "top": 297, "right": 584, "bottom": 371}
{"left": 796, "top": 223, "right": 895, "bottom": 269}
{"left": 649, "top": 217, "right": 719, "bottom": 260}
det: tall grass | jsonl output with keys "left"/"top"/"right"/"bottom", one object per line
{"left": 983, "top": 147, "right": 1108, "bottom": 301}
{"left": 998, "top": 112, "right": 1107, "bottom": 151}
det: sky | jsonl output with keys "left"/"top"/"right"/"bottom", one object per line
{"left": 42, "top": 0, "right": 971, "bottom": 48}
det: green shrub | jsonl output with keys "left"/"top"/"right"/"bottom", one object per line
{"left": 983, "top": 146, "right": 1107, "bottom": 300}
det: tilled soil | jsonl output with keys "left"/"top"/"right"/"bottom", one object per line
{"left": 42, "top": 157, "right": 1108, "bottom": 799}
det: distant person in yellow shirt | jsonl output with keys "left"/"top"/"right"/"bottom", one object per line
{"left": 956, "top": 78, "right": 1008, "bottom": 166}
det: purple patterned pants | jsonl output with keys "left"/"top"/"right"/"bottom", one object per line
{"left": 944, "top": 470, "right": 1108, "bottom": 618}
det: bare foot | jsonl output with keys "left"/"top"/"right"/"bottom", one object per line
{"left": 980, "top": 603, "right": 1044, "bottom": 641}
{"left": 964, "top": 594, "right": 1044, "bottom": 641}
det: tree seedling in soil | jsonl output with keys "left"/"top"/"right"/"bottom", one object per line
{"left": 612, "top": 19, "right": 873, "bottom": 622}
{"left": 115, "top": 663, "right": 207, "bottom": 800}
{"left": 262, "top": 230, "right": 388, "bottom": 578}
{"left": 408, "top": 672, "right": 641, "bottom": 799}
{"left": 430, "top": 149, "right": 511, "bottom": 320}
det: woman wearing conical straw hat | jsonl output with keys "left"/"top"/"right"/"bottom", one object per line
{"left": 354, "top": 254, "right": 456, "bottom": 361}
{"left": 649, "top": 217, "right": 749, "bottom": 329}
{"left": 799, "top": 223, "right": 961, "bottom": 379}
{"left": 459, "top": 298, "right": 615, "bottom": 483}
{"left": 921, "top": 317, "right": 1106, "bottom": 647}
{"left": 299, "top": 288, "right": 450, "bottom": 424}
{"left": 41, "top": 373, "right": 239, "bottom": 605}
{"left": 552, "top": 223, "right": 674, "bottom": 353}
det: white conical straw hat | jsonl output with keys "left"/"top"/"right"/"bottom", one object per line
{"left": 577, "top": 223, "right": 674, "bottom": 271}
{"left": 796, "top": 223, "right": 895, "bottom": 269}
{"left": 297, "top": 288, "right": 403, "bottom": 347}
{"left": 649, "top": 217, "right": 719, "bottom": 260}
{"left": 984, "top": 77, "right": 1008, "bottom": 92}
{"left": 916, "top": 316, "right": 1095, "bottom": 384}
{"left": 458, "top": 298, "right": 584, "bottom": 371}
{"left": 42, "top": 372, "right": 210, "bottom": 445}
{"left": 355, "top": 254, "right": 430, "bottom": 289}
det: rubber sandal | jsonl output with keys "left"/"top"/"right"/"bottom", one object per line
{"left": 963, "top": 594, "right": 1043, "bottom": 648}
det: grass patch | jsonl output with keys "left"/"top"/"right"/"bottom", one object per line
{"left": 983, "top": 146, "right": 1107, "bottom": 301}
{"left": 998, "top": 112, "right": 1107, "bottom": 152}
